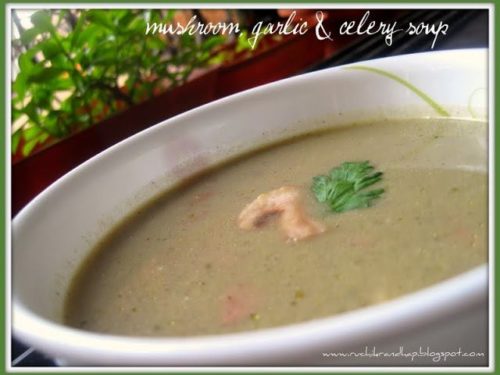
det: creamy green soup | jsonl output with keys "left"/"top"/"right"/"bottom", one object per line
{"left": 64, "top": 118, "right": 487, "bottom": 336}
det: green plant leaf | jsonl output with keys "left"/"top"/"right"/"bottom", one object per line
{"left": 31, "top": 10, "right": 55, "bottom": 33}
{"left": 70, "top": 13, "right": 85, "bottom": 46}
{"left": 92, "top": 47, "right": 117, "bottom": 65}
{"left": 201, "top": 35, "right": 226, "bottom": 51}
{"left": 27, "top": 67, "right": 65, "bottom": 83}
{"left": 59, "top": 98, "right": 73, "bottom": 112}
{"left": 22, "top": 139, "right": 37, "bottom": 156}
{"left": 12, "top": 129, "right": 22, "bottom": 154}
{"left": 20, "top": 27, "right": 42, "bottom": 45}
{"left": 165, "top": 10, "right": 175, "bottom": 22}
{"left": 49, "top": 78, "right": 74, "bottom": 91}
{"left": 236, "top": 31, "right": 252, "bottom": 52}
{"left": 22, "top": 101, "right": 41, "bottom": 125}
{"left": 40, "top": 132, "right": 50, "bottom": 142}
{"left": 128, "top": 16, "right": 146, "bottom": 32}
{"left": 208, "top": 51, "right": 229, "bottom": 65}
{"left": 39, "top": 39, "right": 62, "bottom": 60}
{"left": 72, "top": 24, "right": 101, "bottom": 48}
{"left": 77, "top": 113, "right": 91, "bottom": 123}
{"left": 116, "top": 10, "right": 137, "bottom": 28}
{"left": 70, "top": 73, "right": 86, "bottom": 92}
{"left": 60, "top": 39, "right": 72, "bottom": 53}
{"left": 18, "top": 50, "right": 36, "bottom": 74}
{"left": 42, "top": 111, "right": 65, "bottom": 136}
{"left": 86, "top": 10, "right": 114, "bottom": 30}
{"left": 23, "top": 125, "right": 43, "bottom": 142}
{"left": 11, "top": 107, "right": 23, "bottom": 122}
{"left": 13, "top": 73, "right": 27, "bottom": 101}
{"left": 50, "top": 54, "right": 73, "bottom": 70}
{"left": 79, "top": 53, "right": 91, "bottom": 70}
{"left": 31, "top": 87, "right": 53, "bottom": 109}
{"left": 145, "top": 36, "right": 165, "bottom": 51}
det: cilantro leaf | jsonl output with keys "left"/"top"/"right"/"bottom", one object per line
{"left": 312, "top": 161, "right": 385, "bottom": 213}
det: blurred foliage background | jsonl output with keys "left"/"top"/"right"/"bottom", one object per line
{"left": 11, "top": 9, "right": 269, "bottom": 157}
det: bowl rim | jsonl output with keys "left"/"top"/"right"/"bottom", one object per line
{"left": 13, "top": 265, "right": 487, "bottom": 363}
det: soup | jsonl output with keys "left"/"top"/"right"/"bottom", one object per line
{"left": 64, "top": 118, "right": 487, "bottom": 337}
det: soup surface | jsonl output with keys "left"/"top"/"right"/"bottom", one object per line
{"left": 65, "top": 118, "right": 487, "bottom": 336}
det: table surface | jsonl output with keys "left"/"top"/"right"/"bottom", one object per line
{"left": 11, "top": 8, "right": 488, "bottom": 368}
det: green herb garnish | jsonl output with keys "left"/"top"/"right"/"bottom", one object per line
{"left": 312, "top": 161, "right": 385, "bottom": 213}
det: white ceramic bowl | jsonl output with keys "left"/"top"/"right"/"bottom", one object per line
{"left": 12, "top": 49, "right": 489, "bottom": 366}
